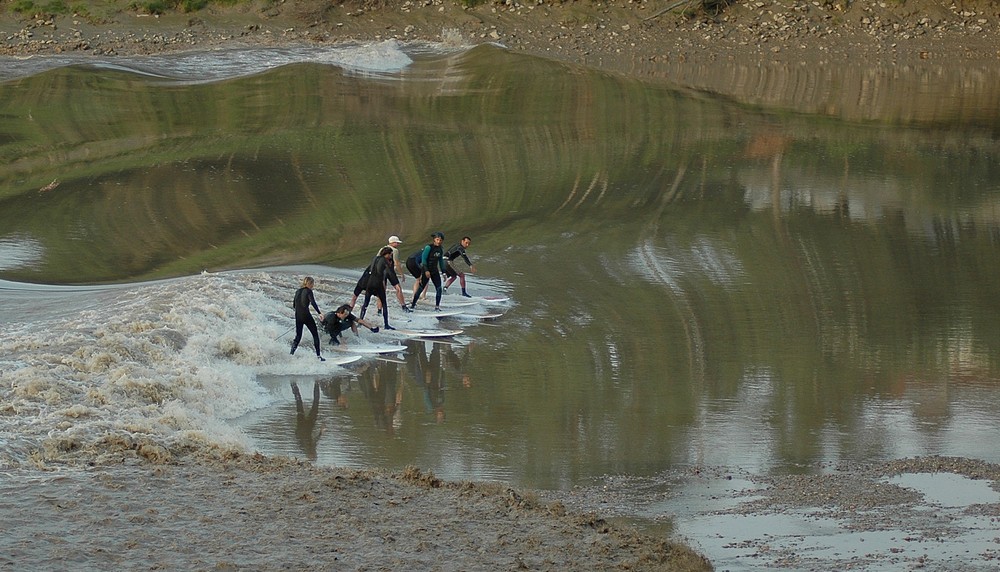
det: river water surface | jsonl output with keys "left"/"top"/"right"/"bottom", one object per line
{"left": 2, "top": 41, "right": 1000, "bottom": 570}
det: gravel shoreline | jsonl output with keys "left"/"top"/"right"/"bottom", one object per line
{"left": 2, "top": 0, "right": 998, "bottom": 72}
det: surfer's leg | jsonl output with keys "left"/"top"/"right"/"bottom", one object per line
{"left": 458, "top": 272, "right": 471, "bottom": 296}
{"left": 431, "top": 273, "right": 443, "bottom": 308}
{"left": 360, "top": 292, "right": 373, "bottom": 319}
{"left": 377, "top": 290, "right": 391, "bottom": 327}
{"left": 291, "top": 319, "right": 305, "bottom": 354}
{"left": 306, "top": 318, "right": 321, "bottom": 356}
{"left": 411, "top": 276, "right": 427, "bottom": 307}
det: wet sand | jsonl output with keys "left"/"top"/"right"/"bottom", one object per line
{"left": 0, "top": 452, "right": 710, "bottom": 571}
{"left": 549, "top": 456, "right": 1000, "bottom": 570}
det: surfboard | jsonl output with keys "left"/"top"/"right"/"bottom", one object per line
{"left": 446, "top": 293, "right": 510, "bottom": 304}
{"left": 390, "top": 328, "right": 464, "bottom": 338}
{"left": 409, "top": 307, "right": 465, "bottom": 318}
{"left": 333, "top": 344, "right": 407, "bottom": 355}
{"left": 436, "top": 299, "right": 479, "bottom": 308}
{"left": 478, "top": 295, "right": 510, "bottom": 304}
{"left": 460, "top": 312, "right": 503, "bottom": 320}
{"left": 326, "top": 354, "right": 363, "bottom": 366}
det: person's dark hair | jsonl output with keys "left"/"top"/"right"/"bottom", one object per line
{"left": 379, "top": 246, "right": 393, "bottom": 256}
{"left": 431, "top": 231, "right": 444, "bottom": 239}
{"left": 336, "top": 304, "right": 351, "bottom": 314}
{"left": 462, "top": 236, "right": 471, "bottom": 242}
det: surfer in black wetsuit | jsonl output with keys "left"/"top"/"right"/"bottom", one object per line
{"left": 443, "top": 236, "right": 476, "bottom": 297}
{"left": 290, "top": 276, "right": 325, "bottom": 361}
{"left": 349, "top": 236, "right": 409, "bottom": 312}
{"left": 360, "top": 247, "right": 407, "bottom": 330}
{"left": 323, "top": 304, "right": 379, "bottom": 345}
{"left": 407, "top": 231, "right": 447, "bottom": 311}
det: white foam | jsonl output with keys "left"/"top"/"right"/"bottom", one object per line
{"left": 0, "top": 270, "right": 353, "bottom": 467}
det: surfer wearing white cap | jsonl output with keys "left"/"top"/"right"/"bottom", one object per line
{"left": 384, "top": 235, "right": 404, "bottom": 281}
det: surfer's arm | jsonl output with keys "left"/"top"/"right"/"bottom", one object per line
{"left": 420, "top": 246, "right": 431, "bottom": 272}
{"left": 307, "top": 290, "right": 321, "bottom": 314}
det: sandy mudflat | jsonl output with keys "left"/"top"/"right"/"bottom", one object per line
{"left": 0, "top": 452, "right": 710, "bottom": 571}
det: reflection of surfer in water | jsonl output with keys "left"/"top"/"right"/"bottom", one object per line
{"left": 290, "top": 276, "right": 325, "bottom": 361}
{"left": 360, "top": 361, "right": 401, "bottom": 434}
{"left": 320, "top": 377, "right": 349, "bottom": 409}
{"left": 291, "top": 381, "right": 324, "bottom": 461}
{"left": 410, "top": 343, "right": 447, "bottom": 423}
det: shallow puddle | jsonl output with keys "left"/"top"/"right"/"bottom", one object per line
{"left": 886, "top": 472, "right": 1000, "bottom": 508}
{"left": 657, "top": 471, "right": 1000, "bottom": 571}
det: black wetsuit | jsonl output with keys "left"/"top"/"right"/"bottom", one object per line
{"left": 444, "top": 242, "right": 473, "bottom": 278}
{"left": 291, "top": 287, "right": 322, "bottom": 356}
{"left": 409, "top": 244, "right": 446, "bottom": 308}
{"left": 323, "top": 312, "right": 359, "bottom": 344}
{"left": 353, "top": 253, "right": 381, "bottom": 298}
{"left": 361, "top": 255, "right": 401, "bottom": 328}
{"left": 353, "top": 266, "right": 372, "bottom": 298}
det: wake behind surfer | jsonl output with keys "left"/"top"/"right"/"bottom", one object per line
{"left": 290, "top": 276, "right": 326, "bottom": 361}
{"left": 407, "top": 231, "right": 447, "bottom": 311}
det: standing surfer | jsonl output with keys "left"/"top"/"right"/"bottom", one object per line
{"left": 360, "top": 247, "right": 408, "bottom": 330}
{"left": 407, "top": 231, "right": 448, "bottom": 311}
{"left": 443, "top": 236, "right": 476, "bottom": 297}
{"left": 290, "top": 276, "right": 326, "bottom": 361}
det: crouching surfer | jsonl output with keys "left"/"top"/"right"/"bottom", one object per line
{"left": 322, "top": 304, "right": 379, "bottom": 346}
{"left": 290, "top": 276, "right": 326, "bottom": 361}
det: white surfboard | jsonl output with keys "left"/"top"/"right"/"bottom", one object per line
{"left": 390, "top": 328, "right": 464, "bottom": 338}
{"left": 409, "top": 307, "right": 465, "bottom": 318}
{"left": 333, "top": 344, "right": 407, "bottom": 355}
{"left": 326, "top": 354, "right": 363, "bottom": 365}
{"left": 477, "top": 295, "right": 510, "bottom": 304}
{"left": 436, "top": 299, "right": 479, "bottom": 308}
{"left": 446, "top": 293, "right": 510, "bottom": 304}
{"left": 459, "top": 312, "right": 503, "bottom": 320}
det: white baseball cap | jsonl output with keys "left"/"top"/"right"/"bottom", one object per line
{"left": 388, "top": 235, "right": 402, "bottom": 244}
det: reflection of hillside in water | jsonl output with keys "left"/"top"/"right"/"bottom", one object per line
{"left": 0, "top": 46, "right": 998, "bottom": 285}
{"left": 623, "top": 57, "right": 1000, "bottom": 128}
